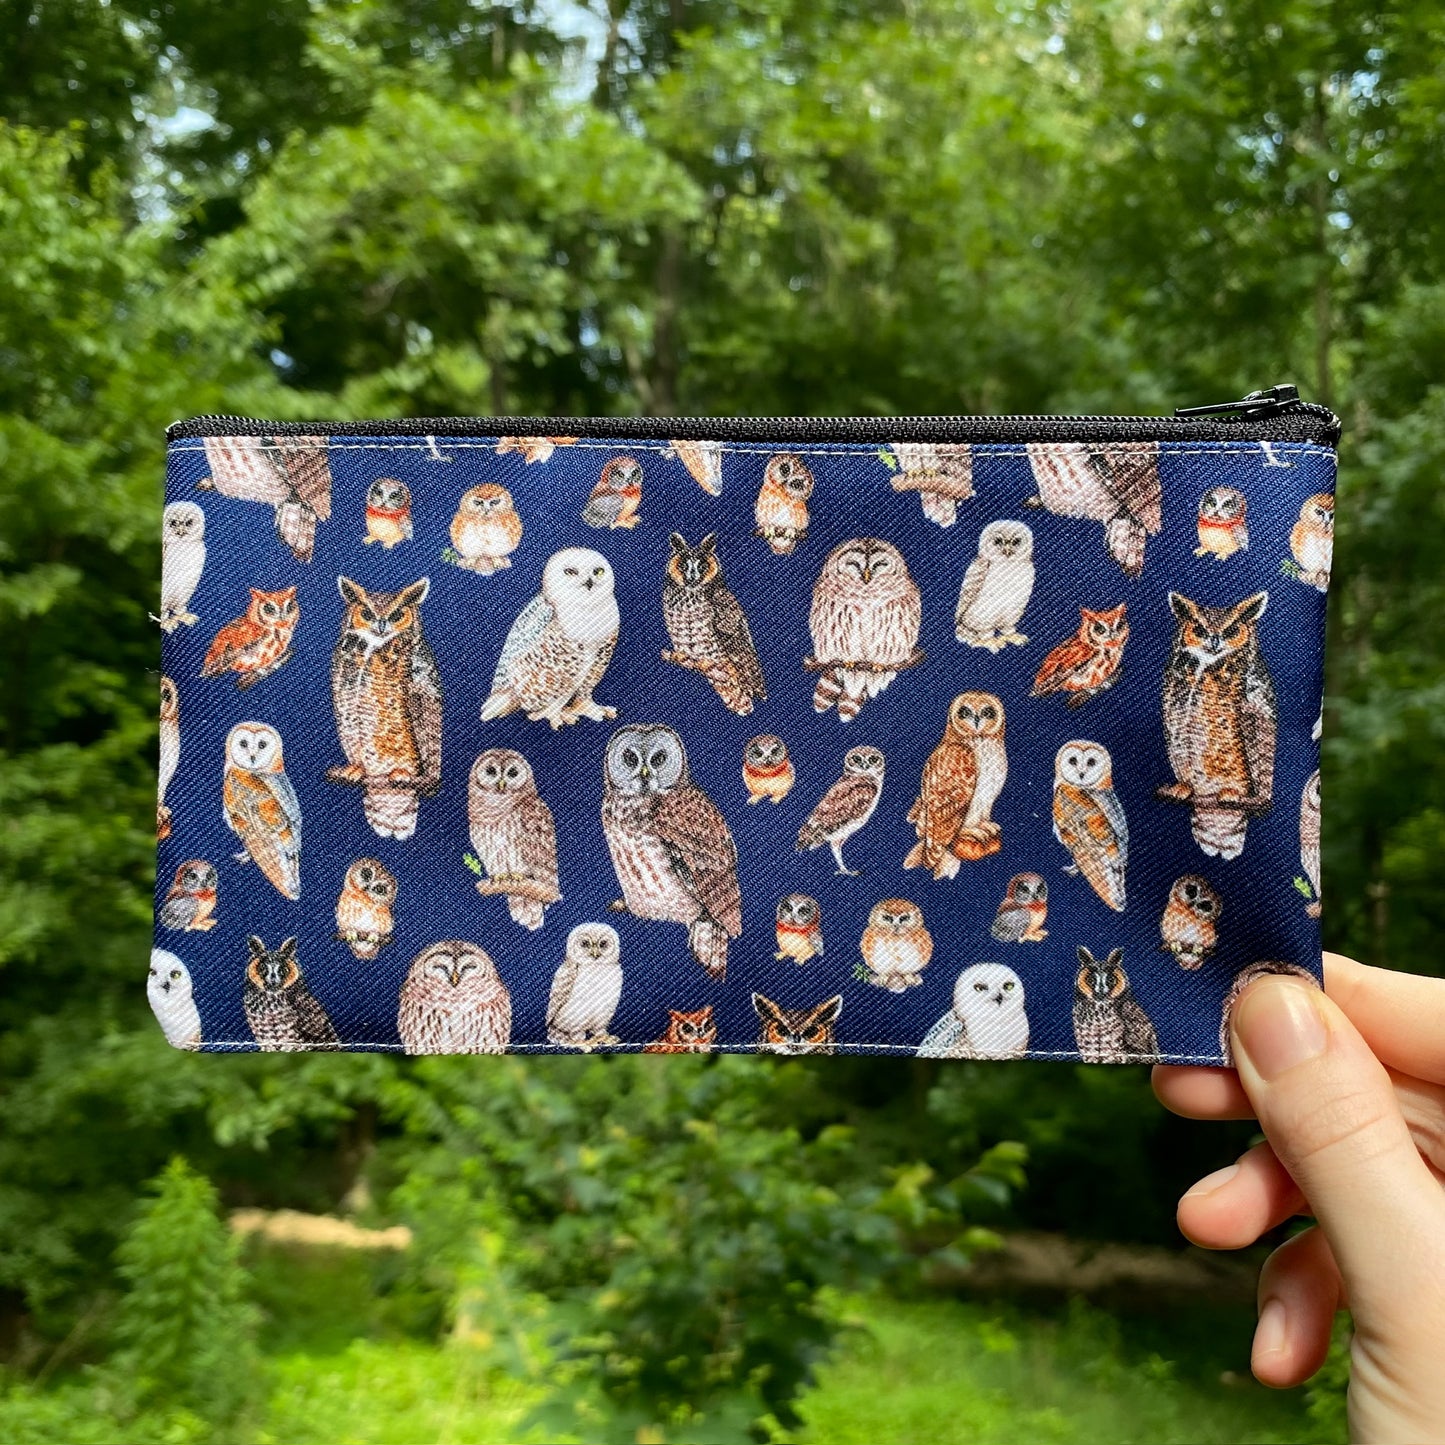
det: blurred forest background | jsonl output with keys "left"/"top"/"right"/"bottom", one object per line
{"left": 2, "top": 0, "right": 1443, "bottom": 1440}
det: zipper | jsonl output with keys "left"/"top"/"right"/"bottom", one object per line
{"left": 167, "top": 382, "right": 1339, "bottom": 446}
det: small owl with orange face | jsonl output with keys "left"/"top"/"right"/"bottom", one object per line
{"left": 1194, "top": 486, "right": 1248, "bottom": 560}
{"left": 775, "top": 893, "right": 823, "bottom": 963}
{"left": 743, "top": 734, "right": 794, "bottom": 804}
{"left": 336, "top": 858, "right": 398, "bottom": 961}
{"left": 643, "top": 1005, "right": 718, "bottom": 1053}
{"left": 1289, "top": 493, "right": 1334, "bottom": 591}
{"left": 1159, "top": 875, "right": 1222, "bottom": 968}
{"left": 1031, "top": 605, "right": 1129, "bottom": 707}
{"left": 200, "top": 586, "right": 299, "bottom": 689}
{"left": 859, "top": 899, "right": 933, "bottom": 991}
{"left": 755, "top": 453, "right": 815, "bottom": 555}
{"left": 582, "top": 455, "right": 644, "bottom": 529}
{"left": 450, "top": 483, "right": 523, "bottom": 573}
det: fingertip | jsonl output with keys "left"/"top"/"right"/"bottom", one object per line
{"left": 1153, "top": 1063, "right": 1255, "bottom": 1120}
{"left": 1251, "top": 1229, "right": 1344, "bottom": 1390}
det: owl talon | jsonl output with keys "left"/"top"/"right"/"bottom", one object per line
{"left": 328, "top": 764, "right": 366, "bottom": 785}
{"left": 1156, "top": 783, "right": 1193, "bottom": 802}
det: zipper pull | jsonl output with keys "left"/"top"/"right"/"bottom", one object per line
{"left": 1174, "top": 384, "right": 1302, "bottom": 420}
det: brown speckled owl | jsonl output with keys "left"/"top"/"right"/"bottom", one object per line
{"left": 467, "top": 748, "right": 561, "bottom": 931}
{"left": 397, "top": 940, "right": 511, "bottom": 1054}
{"left": 754, "top": 453, "right": 815, "bottom": 554}
{"left": 1159, "top": 875, "right": 1222, "bottom": 969}
{"left": 1072, "top": 948, "right": 1158, "bottom": 1064}
{"left": 661, "top": 534, "right": 766, "bottom": 715}
{"left": 905, "top": 692, "right": 1007, "bottom": 877}
{"left": 336, "top": 858, "right": 398, "bottom": 960}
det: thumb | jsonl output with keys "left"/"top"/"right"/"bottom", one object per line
{"left": 1229, "top": 976, "right": 1439, "bottom": 1317}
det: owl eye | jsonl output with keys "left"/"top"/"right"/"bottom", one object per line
{"left": 504, "top": 765, "right": 522, "bottom": 782}
{"left": 483, "top": 763, "right": 499, "bottom": 779}
{"left": 1003, "top": 980, "right": 1016, "bottom": 992}
{"left": 148, "top": 967, "right": 157, "bottom": 978}
{"left": 974, "top": 982, "right": 988, "bottom": 992}
{"left": 1225, "top": 623, "right": 1245, "bottom": 642}
{"left": 593, "top": 566, "right": 606, "bottom": 578}
{"left": 621, "top": 747, "right": 640, "bottom": 770}
{"left": 980, "top": 706, "right": 997, "bottom": 722}
{"left": 255, "top": 738, "right": 269, "bottom": 752}
{"left": 649, "top": 749, "right": 669, "bottom": 770}
{"left": 564, "top": 567, "right": 578, "bottom": 577}
{"left": 681, "top": 1023, "right": 697, "bottom": 1037}
{"left": 170, "top": 968, "right": 182, "bottom": 980}
{"left": 360, "top": 608, "right": 377, "bottom": 625}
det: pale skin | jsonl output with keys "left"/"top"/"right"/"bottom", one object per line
{"left": 1153, "top": 954, "right": 1445, "bottom": 1443}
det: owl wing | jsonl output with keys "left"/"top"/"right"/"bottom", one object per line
{"left": 1241, "top": 656, "right": 1278, "bottom": 801}
{"left": 802, "top": 774, "right": 878, "bottom": 840}
{"left": 160, "top": 892, "right": 198, "bottom": 929}
{"left": 955, "top": 556, "right": 989, "bottom": 623}
{"left": 991, "top": 902, "right": 1029, "bottom": 943}
{"left": 712, "top": 587, "right": 766, "bottom": 695}
{"left": 546, "top": 957, "right": 579, "bottom": 1032}
{"left": 518, "top": 794, "right": 561, "bottom": 896}
{"left": 1053, "top": 782, "right": 1126, "bottom": 910}
{"left": 201, "top": 616, "right": 267, "bottom": 675}
{"left": 917, "top": 1010, "right": 967, "bottom": 1059}
{"left": 225, "top": 767, "right": 302, "bottom": 900}
{"left": 581, "top": 489, "right": 621, "bottom": 526}
{"left": 493, "top": 594, "right": 555, "bottom": 690}
{"left": 202, "top": 436, "right": 289, "bottom": 502}
{"left": 916, "top": 743, "right": 977, "bottom": 838}
{"left": 1088, "top": 443, "right": 1162, "bottom": 532}
{"left": 1031, "top": 635, "right": 1091, "bottom": 694}
{"left": 1120, "top": 997, "right": 1159, "bottom": 1058}
{"left": 652, "top": 784, "right": 743, "bottom": 937}
{"left": 293, "top": 982, "right": 340, "bottom": 1047}
{"left": 407, "top": 632, "right": 444, "bottom": 794}
{"left": 274, "top": 437, "right": 333, "bottom": 520}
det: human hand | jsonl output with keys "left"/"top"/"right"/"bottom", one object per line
{"left": 1153, "top": 953, "right": 1445, "bottom": 1444}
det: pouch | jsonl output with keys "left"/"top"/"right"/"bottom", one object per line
{"left": 153, "top": 386, "right": 1337, "bottom": 1062}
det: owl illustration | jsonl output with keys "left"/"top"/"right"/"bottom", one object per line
{"left": 1219, "top": 961, "right": 1319, "bottom": 1063}
{"left": 243, "top": 936, "right": 339, "bottom": 1051}
{"left": 661, "top": 534, "right": 766, "bottom": 715}
{"left": 495, "top": 435, "right": 578, "bottom": 464}
{"left": 397, "top": 940, "right": 512, "bottom": 1055}
{"left": 158, "top": 675, "right": 179, "bottom": 841}
{"left": 1072, "top": 947, "right": 1158, "bottom": 1063}
{"left": 480, "top": 548, "right": 619, "bottom": 729}
{"left": 665, "top": 439, "right": 725, "bottom": 496}
{"left": 1026, "top": 441, "right": 1162, "bottom": 578}
{"left": 1159, "top": 875, "right": 1222, "bottom": 969}
{"left": 1300, "top": 769, "right": 1322, "bottom": 918}
{"left": 335, "top": 858, "right": 398, "bottom": 960}
{"left": 601, "top": 724, "right": 742, "bottom": 981}
{"left": 1158, "top": 591, "right": 1276, "bottom": 859}
{"left": 1031, "top": 604, "right": 1129, "bottom": 707}
{"left": 643, "top": 1005, "right": 717, "bottom": 1053}
{"left": 859, "top": 899, "right": 933, "bottom": 992}
{"left": 449, "top": 483, "right": 523, "bottom": 574}
{"left": 1052, "top": 740, "right": 1128, "bottom": 912}
{"left": 904, "top": 692, "right": 1007, "bottom": 877}
{"left": 1289, "top": 493, "right": 1334, "bottom": 591}
{"left": 328, "top": 577, "right": 443, "bottom": 840}
{"left": 200, "top": 586, "right": 299, "bottom": 689}
{"left": 160, "top": 859, "right": 218, "bottom": 931}
{"left": 955, "top": 520, "right": 1034, "bottom": 650}
{"left": 752, "top": 993, "right": 842, "bottom": 1055}
{"left": 754, "top": 453, "right": 815, "bottom": 555}
{"left": 1195, "top": 486, "right": 1249, "bottom": 560}
{"left": 796, "top": 745, "right": 886, "bottom": 876}
{"left": 775, "top": 894, "right": 824, "bottom": 963}
{"left": 991, "top": 873, "right": 1049, "bottom": 942}
{"left": 158, "top": 501, "right": 206, "bottom": 631}
{"left": 582, "top": 455, "right": 644, "bottom": 529}
{"left": 364, "top": 478, "right": 413, "bottom": 549}
{"left": 148, "top": 949, "right": 202, "bottom": 1051}
{"left": 918, "top": 963, "right": 1029, "bottom": 1059}
{"left": 887, "top": 442, "right": 975, "bottom": 528}
{"left": 743, "top": 734, "right": 794, "bottom": 805}
{"left": 467, "top": 748, "right": 561, "bottom": 930}
{"left": 546, "top": 923, "right": 623, "bottom": 1050}
{"left": 807, "top": 538, "right": 923, "bottom": 721}
{"left": 198, "top": 435, "right": 332, "bottom": 562}
{"left": 223, "top": 722, "right": 301, "bottom": 900}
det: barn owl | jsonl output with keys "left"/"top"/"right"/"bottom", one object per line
{"left": 904, "top": 692, "right": 1007, "bottom": 877}
{"left": 954, "top": 520, "right": 1034, "bottom": 650}
{"left": 1026, "top": 440, "right": 1161, "bottom": 578}
{"left": 223, "top": 722, "right": 301, "bottom": 900}
{"left": 546, "top": 923, "right": 623, "bottom": 1050}
{"left": 796, "top": 745, "right": 885, "bottom": 876}
{"left": 1289, "top": 493, "right": 1334, "bottom": 591}
{"left": 159, "top": 501, "right": 206, "bottom": 631}
{"left": 917, "top": 963, "right": 1029, "bottom": 1059}
{"left": 450, "top": 483, "right": 523, "bottom": 573}
{"left": 887, "top": 442, "right": 974, "bottom": 528}
{"left": 859, "top": 899, "right": 933, "bottom": 992}
{"left": 1052, "top": 740, "right": 1127, "bottom": 911}
{"left": 148, "top": 949, "right": 202, "bottom": 1051}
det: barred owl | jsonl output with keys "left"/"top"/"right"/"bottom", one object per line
{"left": 397, "top": 940, "right": 511, "bottom": 1054}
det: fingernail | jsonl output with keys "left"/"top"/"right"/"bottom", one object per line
{"left": 1255, "top": 1298, "right": 1287, "bottom": 1360}
{"left": 1183, "top": 1162, "right": 1239, "bottom": 1199}
{"left": 1232, "top": 979, "right": 1328, "bottom": 1081}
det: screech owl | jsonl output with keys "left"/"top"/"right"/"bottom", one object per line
{"left": 918, "top": 963, "right": 1029, "bottom": 1060}
{"left": 582, "top": 455, "right": 644, "bottom": 530}
{"left": 1195, "top": 486, "right": 1249, "bottom": 561}
{"left": 243, "top": 936, "right": 339, "bottom": 1051}
{"left": 775, "top": 893, "right": 823, "bottom": 964}
{"left": 200, "top": 586, "right": 299, "bottom": 690}
{"left": 796, "top": 745, "right": 885, "bottom": 876}
{"left": 743, "top": 734, "right": 794, "bottom": 805}
{"left": 752, "top": 993, "right": 842, "bottom": 1055}
{"left": 159, "top": 501, "right": 206, "bottom": 632}
{"left": 198, "top": 434, "right": 332, "bottom": 562}
{"left": 887, "top": 441, "right": 975, "bottom": 528}
{"left": 807, "top": 539, "right": 922, "bottom": 721}
{"left": 1072, "top": 947, "right": 1158, "bottom": 1064}
{"left": 1031, "top": 605, "right": 1129, "bottom": 707}
{"left": 148, "top": 948, "right": 202, "bottom": 1051}
{"left": 480, "top": 548, "right": 619, "bottom": 729}
{"left": 365, "top": 477, "right": 413, "bottom": 549}
{"left": 1158, "top": 591, "right": 1276, "bottom": 860}
{"left": 954, "top": 520, "right": 1034, "bottom": 650}
{"left": 859, "top": 899, "right": 933, "bottom": 992}
{"left": 754, "top": 453, "right": 815, "bottom": 555}
{"left": 991, "top": 873, "right": 1049, "bottom": 943}
{"left": 158, "top": 674, "right": 179, "bottom": 841}
{"left": 397, "top": 940, "right": 511, "bottom": 1054}
{"left": 661, "top": 533, "right": 766, "bottom": 715}
{"left": 643, "top": 1005, "right": 717, "bottom": 1053}
{"left": 450, "top": 482, "right": 523, "bottom": 573}
{"left": 1289, "top": 493, "right": 1334, "bottom": 591}
{"left": 1025, "top": 440, "right": 1162, "bottom": 578}
{"left": 546, "top": 923, "right": 623, "bottom": 1050}
{"left": 467, "top": 748, "right": 561, "bottom": 931}
{"left": 601, "top": 724, "right": 742, "bottom": 981}
{"left": 335, "top": 858, "right": 398, "bottom": 961}
{"left": 1052, "top": 740, "right": 1128, "bottom": 912}
{"left": 223, "top": 722, "right": 301, "bottom": 900}
{"left": 1300, "top": 769, "right": 1322, "bottom": 918}
{"left": 904, "top": 692, "right": 1007, "bottom": 878}
{"left": 161, "top": 859, "right": 218, "bottom": 932}
{"left": 328, "top": 576, "right": 443, "bottom": 841}
{"left": 665, "top": 439, "right": 724, "bottom": 495}
{"left": 1160, "top": 875, "right": 1222, "bottom": 969}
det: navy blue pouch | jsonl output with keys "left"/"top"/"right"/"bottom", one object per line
{"left": 153, "top": 387, "right": 1337, "bottom": 1062}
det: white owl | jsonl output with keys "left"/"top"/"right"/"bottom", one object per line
{"left": 954, "top": 520, "right": 1035, "bottom": 651}
{"left": 546, "top": 923, "right": 623, "bottom": 1050}
{"left": 917, "top": 963, "right": 1029, "bottom": 1059}
{"left": 480, "top": 548, "right": 620, "bottom": 729}
{"left": 148, "top": 948, "right": 202, "bottom": 1050}
{"left": 158, "top": 675, "right": 179, "bottom": 840}
{"left": 159, "top": 502, "right": 206, "bottom": 631}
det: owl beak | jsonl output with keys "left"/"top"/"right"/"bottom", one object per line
{"left": 449, "top": 967, "right": 461, "bottom": 987}
{"left": 582, "top": 577, "right": 595, "bottom": 591}
{"left": 861, "top": 565, "right": 874, "bottom": 583}
{"left": 638, "top": 763, "right": 651, "bottom": 781}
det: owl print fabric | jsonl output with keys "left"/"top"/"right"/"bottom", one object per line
{"left": 155, "top": 424, "right": 1335, "bottom": 1062}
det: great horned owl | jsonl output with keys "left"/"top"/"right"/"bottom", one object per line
{"left": 1052, "top": 740, "right": 1128, "bottom": 911}
{"left": 159, "top": 501, "right": 206, "bottom": 632}
{"left": 546, "top": 923, "right": 623, "bottom": 1050}
{"left": 662, "top": 533, "right": 766, "bottom": 715}
{"left": 1072, "top": 948, "right": 1157, "bottom": 1064}
{"left": 148, "top": 948, "right": 202, "bottom": 1051}
{"left": 198, "top": 434, "right": 332, "bottom": 563}
{"left": 859, "top": 899, "right": 933, "bottom": 992}
{"left": 336, "top": 858, "right": 398, "bottom": 961}
{"left": 954, "top": 520, "right": 1034, "bottom": 650}
{"left": 752, "top": 993, "right": 842, "bottom": 1055}
{"left": 796, "top": 745, "right": 885, "bottom": 876}
{"left": 480, "top": 548, "right": 619, "bottom": 729}
{"left": 397, "top": 940, "right": 511, "bottom": 1055}
{"left": 243, "top": 936, "right": 339, "bottom": 1052}
{"left": 1026, "top": 440, "right": 1161, "bottom": 578}
{"left": 904, "top": 692, "right": 1007, "bottom": 877}
{"left": 223, "top": 722, "right": 301, "bottom": 900}
{"left": 918, "top": 963, "right": 1029, "bottom": 1059}
{"left": 467, "top": 748, "right": 561, "bottom": 930}
{"left": 601, "top": 723, "right": 742, "bottom": 981}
